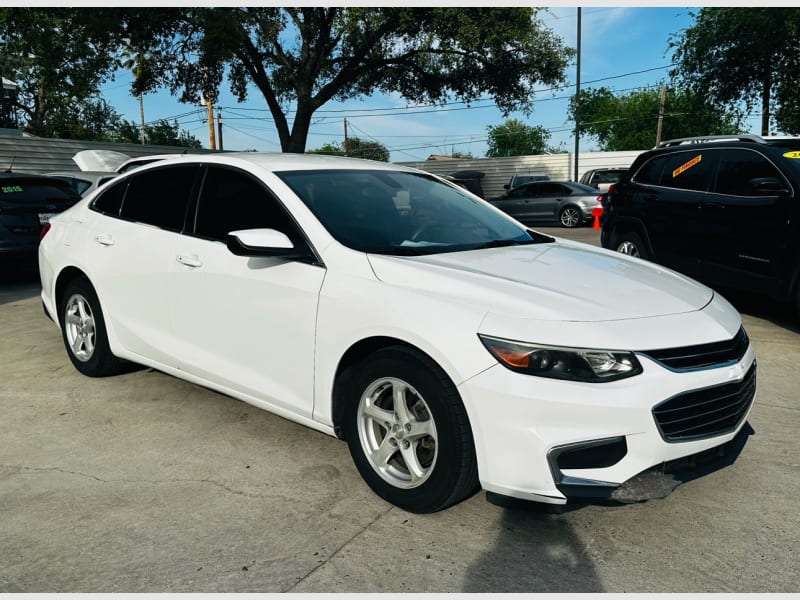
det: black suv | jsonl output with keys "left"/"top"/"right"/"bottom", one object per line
{"left": 0, "top": 173, "right": 81, "bottom": 269}
{"left": 601, "top": 135, "right": 800, "bottom": 316}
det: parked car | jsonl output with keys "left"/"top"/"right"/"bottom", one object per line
{"left": 40, "top": 153, "right": 755, "bottom": 513}
{"left": 503, "top": 172, "right": 550, "bottom": 190}
{"left": 1, "top": 172, "right": 81, "bottom": 270}
{"left": 46, "top": 171, "right": 118, "bottom": 197}
{"left": 579, "top": 167, "right": 629, "bottom": 192}
{"left": 444, "top": 170, "right": 486, "bottom": 198}
{"left": 601, "top": 134, "right": 800, "bottom": 319}
{"left": 489, "top": 180, "right": 603, "bottom": 228}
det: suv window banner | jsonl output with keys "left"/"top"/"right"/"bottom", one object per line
{"left": 672, "top": 155, "right": 702, "bottom": 178}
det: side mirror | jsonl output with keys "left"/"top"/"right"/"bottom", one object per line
{"left": 226, "top": 228, "right": 305, "bottom": 258}
{"left": 503, "top": 184, "right": 510, "bottom": 190}
{"left": 749, "top": 177, "right": 789, "bottom": 195}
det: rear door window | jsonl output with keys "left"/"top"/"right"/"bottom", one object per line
{"left": 119, "top": 165, "right": 200, "bottom": 231}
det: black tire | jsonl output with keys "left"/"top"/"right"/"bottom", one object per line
{"left": 342, "top": 346, "right": 479, "bottom": 513}
{"left": 558, "top": 205, "right": 582, "bottom": 228}
{"left": 614, "top": 231, "right": 650, "bottom": 260}
{"left": 59, "top": 277, "right": 123, "bottom": 377}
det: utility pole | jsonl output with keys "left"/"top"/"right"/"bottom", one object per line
{"left": 217, "top": 111, "right": 223, "bottom": 151}
{"left": 138, "top": 93, "right": 146, "bottom": 144}
{"left": 206, "top": 96, "right": 216, "bottom": 151}
{"left": 655, "top": 84, "right": 667, "bottom": 146}
{"left": 573, "top": 7, "right": 581, "bottom": 182}
{"left": 344, "top": 117, "right": 350, "bottom": 156}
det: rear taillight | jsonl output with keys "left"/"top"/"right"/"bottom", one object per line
{"left": 39, "top": 222, "right": 51, "bottom": 241}
{"left": 607, "top": 183, "right": 616, "bottom": 195}
{"left": 596, "top": 195, "right": 603, "bottom": 202}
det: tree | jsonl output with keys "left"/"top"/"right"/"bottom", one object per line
{"left": 113, "top": 119, "right": 202, "bottom": 148}
{"left": 486, "top": 118, "right": 552, "bottom": 157}
{"left": 669, "top": 7, "right": 800, "bottom": 135}
{"left": 308, "top": 137, "right": 390, "bottom": 161}
{"left": 569, "top": 86, "right": 743, "bottom": 151}
{"left": 0, "top": 8, "right": 121, "bottom": 138}
{"left": 117, "top": 7, "right": 573, "bottom": 153}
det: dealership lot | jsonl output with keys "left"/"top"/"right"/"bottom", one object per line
{"left": 1, "top": 226, "right": 798, "bottom": 593}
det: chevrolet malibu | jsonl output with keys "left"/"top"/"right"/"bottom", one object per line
{"left": 39, "top": 153, "right": 756, "bottom": 513}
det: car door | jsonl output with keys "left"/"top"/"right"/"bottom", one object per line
{"left": 531, "top": 182, "right": 573, "bottom": 220}
{"left": 168, "top": 165, "right": 325, "bottom": 418}
{"left": 633, "top": 149, "right": 715, "bottom": 275}
{"left": 491, "top": 184, "right": 531, "bottom": 220}
{"left": 84, "top": 165, "right": 201, "bottom": 366}
{"left": 699, "top": 147, "right": 794, "bottom": 294}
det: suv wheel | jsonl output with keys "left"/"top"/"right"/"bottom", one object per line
{"left": 615, "top": 232, "right": 650, "bottom": 260}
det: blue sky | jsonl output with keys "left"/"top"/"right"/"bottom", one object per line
{"left": 99, "top": 6, "right": 760, "bottom": 162}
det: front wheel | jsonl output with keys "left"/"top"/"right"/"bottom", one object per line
{"left": 558, "top": 205, "right": 582, "bottom": 228}
{"left": 343, "top": 347, "right": 479, "bottom": 513}
{"left": 614, "top": 231, "right": 650, "bottom": 260}
{"left": 60, "top": 277, "right": 123, "bottom": 377}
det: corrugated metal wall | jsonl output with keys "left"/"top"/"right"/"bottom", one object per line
{"left": 0, "top": 130, "right": 644, "bottom": 200}
{"left": 398, "top": 150, "right": 644, "bottom": 198}
{"left": 0, "top": 132, "right": 213, "bottom": 174}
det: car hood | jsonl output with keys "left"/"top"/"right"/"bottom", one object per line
{"left": 367, "top": 239, "right": 714, "bottom": 322}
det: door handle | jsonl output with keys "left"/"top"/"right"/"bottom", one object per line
{"left": 94, "top": 234, "right": 114, "bottom": 246}
{"left": 177, "top": 254, "right": 203, "bottom": 268}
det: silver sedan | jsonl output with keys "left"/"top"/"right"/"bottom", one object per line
{"left": 488, "top": 181, "right": 604, "bottom": 228}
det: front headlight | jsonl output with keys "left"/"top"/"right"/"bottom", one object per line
{"left": 479, "top": 335, "right": 643, "bottom": 383}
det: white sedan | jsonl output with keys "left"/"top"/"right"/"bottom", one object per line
{"left": 39, "top": 153, "right": 756, "bottom": 513}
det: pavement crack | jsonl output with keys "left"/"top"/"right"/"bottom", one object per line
{"left": 1, "top": 464, "right": 272, "bottom": 499}
{"left": 285, "top": 505, "right": 395, "bottom": 592}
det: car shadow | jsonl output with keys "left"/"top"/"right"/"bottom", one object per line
{"left": 0, "top": 267, "right": 41, "bottom": 305}
{"left": 462, "top": 501, "right": 603, "bottom": 592}
{"left": 719, "top": 288, "right": 800, "bottom": 334}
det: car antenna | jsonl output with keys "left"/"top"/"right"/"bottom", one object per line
{"left": 5, "top": 154, "right": 16, "bottom": 172}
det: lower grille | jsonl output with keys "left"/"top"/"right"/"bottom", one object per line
{"left": 653, "top": 363, "right": 756, "bottom": 442}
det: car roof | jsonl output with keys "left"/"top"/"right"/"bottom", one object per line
{"left": 131, "top": 152, "right": 420, "bottom": 175}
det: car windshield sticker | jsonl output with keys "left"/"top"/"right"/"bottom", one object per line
{"left": 672, "top": 155, "right": 702, "bottom": 178}
{"left": 1, "top": 185, "right": 23, "bottom": 193}
{"left": 782, "top": 151, "right": 800, "bottom": 159}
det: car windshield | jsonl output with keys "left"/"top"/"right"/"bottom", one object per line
{"left": 277, "top": 169, "right": 549, "bottom": 255}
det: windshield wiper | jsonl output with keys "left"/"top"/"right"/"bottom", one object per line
{"left": 471, "top": 238, "right": 540, "bottom": 250}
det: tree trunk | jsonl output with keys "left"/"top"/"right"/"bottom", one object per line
{"left": 284, "top": 101, "right": 313, "bottom": 153}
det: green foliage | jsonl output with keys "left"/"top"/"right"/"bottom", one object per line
{"left": 0, "top": 8, "right": 121, "bottom": 138}
{"left": 569, "top": 86, "right": 743, "bottom": 151}
{"left": 486, "top": 118, "right": 552, "bottom": 157}
{"left": 669, "top": 7, "right": 800, "bottom": 135}
{"left": 308, "top": 137, "right": 390, "bottom": 161}
{"left": 114, "top": 7, "right": 573, "bottom": 153}
{"left": 114, "top": 119, "right": 202, "bottom": 148}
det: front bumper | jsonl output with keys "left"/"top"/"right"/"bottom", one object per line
{"left": 458, "top": 344, "right": 756, "bottom": 505}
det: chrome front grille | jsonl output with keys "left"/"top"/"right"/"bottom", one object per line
{"left": 640, "top": 327, "right": 749, "bottom": 371}
{"left": 652, "top": 363, "right": 756, "bottom": 442}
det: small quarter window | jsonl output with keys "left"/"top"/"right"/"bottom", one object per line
{"left": 91, "top": 179, "right": 127, "bottom": 216}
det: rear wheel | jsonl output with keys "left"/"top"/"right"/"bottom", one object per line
{"left": 558, "top": 205, "right": 582, "bottom": 228}
{"left": 60, "top": 277, "right": 123, "bottom": 377}
{"left": 614, "top": 231, "right": 650, "bottom": 260}
{"left": 343, "top": 347, "right": 479, "bottom": 513}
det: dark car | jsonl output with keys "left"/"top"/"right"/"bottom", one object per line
{"left": 0, "top": 173, "right": 82, "bottom": 269}
{"left": 601, "top": 134, "right": 800, "bottom": 317}
{"left": 489, "top": 180, "right": 603, "bottom": 228}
